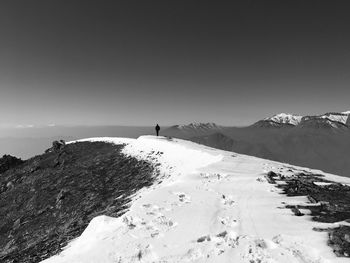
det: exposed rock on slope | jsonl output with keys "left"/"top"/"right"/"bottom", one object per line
{"left": 265, "top": 169, "right": 350, "bottom": 257}
{"left": 0, "top": 141, "right": 156, "bottom": 263}
{"left": 0, "top": 154, "right": 24, "bottom": 174}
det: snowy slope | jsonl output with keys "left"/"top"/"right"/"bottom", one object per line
{"left": 264, "top": 113, "right": 303, "bottom": 126}
{"left": 43, "top": 136, "right": 350, "bottom": 263}
{"left": 321, "top": 112, "right": 349, "bottom": 125}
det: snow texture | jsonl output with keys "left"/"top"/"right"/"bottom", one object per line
{"left": 45, "top": 136, "right": 350, "bottom": 263}
{"left": 264, "top": 113, "right": 303, "bottom": 126}
{"left": 321, "top": 113, "right": 349, "bottom": 125}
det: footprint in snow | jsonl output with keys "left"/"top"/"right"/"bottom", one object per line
{"left": 153, "top": 215, "right": 177, "bottom": 228}
{"left": 182, "top": 248, "right": 204, "bottom": 261}
{"left": 122, "top": 215, "right": 143, "bottom": 229}
{"left": 218, "top": 216, "right": 238, "bottom": 228}
{"left": 172, "top": 192, "right": 191, "bottom": 205}
{"left": 193, "top": 230, "right": 239, "bottom": 256}
{"left": 131, "top": 244, "right": 159, "bottom": 262}
{"left": 141, "top": 203, "right": 165, "bottom": 216}
{"left": 221, "top": 194, "right": 235, "bottom": 206}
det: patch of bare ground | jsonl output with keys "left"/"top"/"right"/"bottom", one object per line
{"left": 0, "top": 141, "right": 157, "bottom": 263}
{"left": 266, "top": 171, "right": 350, "bottom": 257}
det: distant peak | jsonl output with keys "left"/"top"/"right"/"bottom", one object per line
{"left": 177, "top": 122, "right": 219, "bottom": 130}
{"left": 319, "top": 112, "right": 350, "bottom": 125}
{"left": 264, "top": 113, "right": 303, "bottom": 126}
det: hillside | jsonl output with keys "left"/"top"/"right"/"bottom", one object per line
{"left": 163, "top": 114, "right": 350, "bottom": 177}
{"left": 186, "top": 128, "right": 350, "bottom": 177}
{"left": 38, "top": 136, "right": 350, "bottom": 262}
{"left": 0, "top": 141, "right": 155, "bottom": 263}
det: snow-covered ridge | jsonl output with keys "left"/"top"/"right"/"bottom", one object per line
{"left": 261, "top": 111, "right": 350, "bottom": 127}
{"left": 264, "top": 113, "right": 303, "bottom": 126}
{"left": 46, "top": 136, "right": 350, "bottom": 263}
{"left": 321, "top": 112, "right": 349, "bottom": 125}
{"left": 176, "top": 122, "right": 219, "bottom": 130}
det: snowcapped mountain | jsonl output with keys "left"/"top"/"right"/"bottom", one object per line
{"left": 300, "top": 112, "right": 350, "bottom": 130}
{"left": 41, "top": 136, "right": 350, "bottom": 263}
{"left": 265, "top": 113, "right": 303, "bottom": 126}
{"left": 253, "top": 111, "right": 350, "bottom": 129}
{"left": 322, "top": 112, "right": 350, "bottom": 125}
{"left": 252, "top": 113, "right": 303, "bottom": 128}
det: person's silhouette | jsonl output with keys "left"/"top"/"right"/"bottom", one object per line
{"left": 155, "top": 124, "right": 160, "bottom": 136}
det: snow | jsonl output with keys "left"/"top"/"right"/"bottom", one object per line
{"left": 264, "top": 113, "right": 303, "bottom": 126}
{"left": 321, "top": 113, "right": 349, "bottom": 125}
{"left": 177, "top": 122, "right": 219, "bottom": 131}
{"left": 43, "top": 136, "right": 350, "bottom": 263}
{"left": 313, "top": 182, "right": 333, "bottom": 186}
{"left": 342, "top": 111, "right": 350, "bottom": 115}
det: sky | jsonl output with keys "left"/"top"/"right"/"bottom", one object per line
{"left": 1, "top": 0, "right": 350, "bottom": 126}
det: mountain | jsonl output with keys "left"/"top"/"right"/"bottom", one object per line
{"left": 20, "top": 136, "right": 347, "bottom": 262}
{"left": 1, "top": 136, "right": 349, "bottom": 262}
{"left": 0, "top": 140, "right": 155, "bottom": 263}
{"left": 300, "top": 112, "right": 350, "bottom": 130}
{"left": 252, "top": 111, "right": 350, "bottom": 130}
{"left": 162, "top": 111, "right": 350, "bottom": 177}
{"left": 252, "top": 113, "right": 302, "bottom": 128}
{"left": 163, "top": 122, "right": 221, "bottom": 138}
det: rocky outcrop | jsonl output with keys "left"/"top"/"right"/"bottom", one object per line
{"left": 0, "top": 141, "right": 157, "bottom": 263}
{"left": 266, "top": 170, "right": 350, "bottom": 257}
{"left": 0, "top": 155, "right": 24, "bottom": 174}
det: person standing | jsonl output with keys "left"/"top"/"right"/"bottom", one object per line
{"left": 155, "top": 124, "right": 160, "bottom": 136}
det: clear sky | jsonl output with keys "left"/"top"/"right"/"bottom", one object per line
{"left": 1, "top": 0, "right": 350, "bottom": 126}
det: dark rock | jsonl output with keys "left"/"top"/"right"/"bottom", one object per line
{"left": 6, "top": 181, "right": 14, "bottom": 191}
{"left": 0, "top": 155, "right": 24, "bottom": 174}
{"left": 197, "top": 235, "right": 210, "bottom": 242}
{"left": 13, "top": 219, "right": 21, "bottom": 231}
{"left": 328, "top": 226, "right": 350, "bottom": 257}
{"left": 0, "top": 141, "right": 157, "bottom": 263}
{"left": 290, "top": 206, "right": 304, "bottom": 216}
{"left": 271, "top": 170, "right": 350, "bottom": 257}
{"left": 265, "top": 171, "right": 278, "bottom": 184}
{"left": 51, "top": 140, "right": 65, "bottom": 153}
{"left": 307, "top": 195, "right": 318, "bottom": 203}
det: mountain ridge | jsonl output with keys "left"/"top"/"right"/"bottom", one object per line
{"left": 162, "top": 110, "right": 350, "bottom": 177}
{"left": 40, "top": 136, "right": 350, "bottom": 262}
{"left": 253, "top": 111, "right": 350, "bottom": 129}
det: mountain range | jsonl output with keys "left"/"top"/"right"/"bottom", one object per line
{"left": 163, "top": 111, "right": 350, "bottom": 177}
{"left": 1, "top": 111, "right": 349, "bottom": 178}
